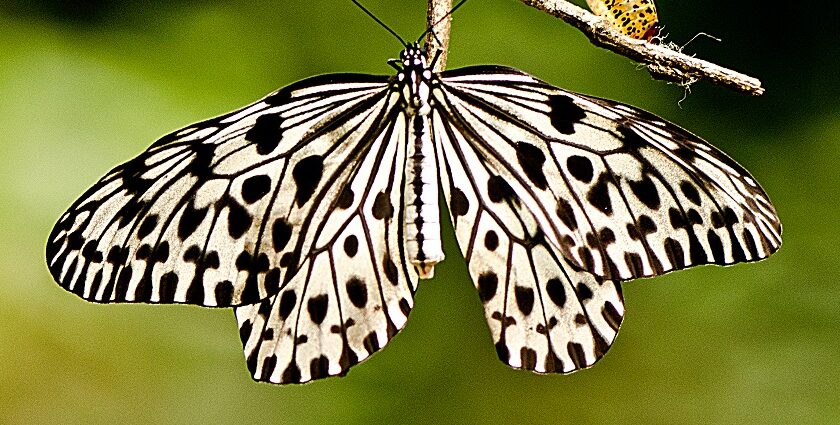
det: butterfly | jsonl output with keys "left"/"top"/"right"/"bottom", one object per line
{"left": 587, "top": 0, "right": 660, "bottom": 41}
{"left": 45, "top": 39, "right": 781, "bottom": 384}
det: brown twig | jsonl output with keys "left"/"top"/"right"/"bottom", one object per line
{"left": 425, "top": 0, "right": 453, "bottom": 72}
{"left": 517, "top": 0, "right": 764, "bottom": 95}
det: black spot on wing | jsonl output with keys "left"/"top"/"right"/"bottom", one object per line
{"left": 450, "top": 187, "right": 469, "bottom": 217}
{"left": 281, "top": 362, "right": 301, "bottom": 384}
{"left": 363, "top": 332, "right": 380, "bottom": 354}
{"left": 484, "top": 230, "right": 499, "bottom": 251}
{"left": 576, "top": 282, "right": 593, "bottom": 301}
{"left": 545, "top": 350, "right": 565, "bottom": 373}
{"left": 680, "top": 180, "right": 702, "bottom": 205}
{"left": 724, "top": 207, "right": 740, "bottom": 225}
{"left": 495, "top": 340, "right": 510, "bottom": 363}
{"left": 343, "top": 235, "right": 359, "bottom": 257}
{"left": 587, "top": 174, "right": 613, "bottom": 216}
{"left": 567, "top": 342, "right": 586, "bottom": 369}
{"left": 487, "top": 175, "right": 517, "bottom": 204}
{"left": 638, "top": 215, "right": 657, "bottom": 235}
{"left": 117, "top": 199, "right": 146, "bottom": 229}
{"left": 383, "top": 258, "right": 399, "bottom": 285}
{"left": 399, "top": 298, "right": 411, "bottom": 317}
{"left": 307, "top": 294, "right": 329, "bottom": 325}
{"left": 663, "top": 237, "right": 685, "bottom": 269}
{"left": 477, "top": 272, "right": 499, "bottom": 303}
{"left": 310, "top": 356, "right": 330, "bottom": 380}
{"left": 336, "top": 186, "right": 354, "bottom": 209}
{"left": 546, "top": 277, "right": 566, "bottom": 308}
{"left": 272, "top": 218, "right": 292, "bottom": 252}
{"left": 187, "top": 146, "right": 214, "bottom": 178}
{"left": 548, "top": 94, "right": 586, "bottom": 134}
{"left": 669, "top": 207, "right": 688, "bottom": 230}
{"left": 241, "top": 174, "right": 272, "bottom": 204}
{"left": 292, "top": 155, "right": 324, "bottom": 207}
{"left": 159, "top": 272, "right": 178, "bottom": 303}
{"left": 114, "top": 266, "right": 132, "bottom": 301}
{"left": 226, "top": 200, "right": 252, "bottom": 239}
{"left": 214, "top": 280, "right": 234, "bottom": 306}
{"left": 278, "top": 290, "right": 297, "bottom": 320}
{"left": 246, "top": 114, "right": 284, "bottom": 155}
{"left": 514, "top": 142, "right": 548, "bottom": 190}
{"left": 567, "top": 155, "right": 594, "bottom": 183}
{"left": 514, "top": 286, "right": 535, "bottom": 315}
{"left": 603, "top": 301, "right": 622, "bottom": 332}
{"left": 137, "top": 214, "right": 158, "bottom": 239}
{"left": 178, "top": 202, "right": 208, "bottom": 241}
{"left": 372, "top": 191, "right": 394, "bottom": 220}
{"left": 707, "top": 230, "right": 725, "bottom": 263}
{"left": 345, "top": 277, "right": 368, "bottom": 308}
{"left": 520, "top": 347, "right": 537, "bottom": 371}
{"left": 688, "top": 209, "right": 704, "bottom": 225}
{"left": 598, "top": 227, "right": 616, "bottom": 245}
{"left": 629, "top": 175, "right": 661, "bottom": 210}
{"left": 618, "top": 124, "right": 648, "bottom": 150}
{"left": 556, "top": 198, "right": 578, "bottom": 231}
{"left": 238, "top": 319, "right": 252, "bottom": 344}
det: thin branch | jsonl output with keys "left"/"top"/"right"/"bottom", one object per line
{"left": 426, "top": 0, "right": 453, "bottom": 72}
{"left": 519, "top": 0, "right": 764, "bottom": 95}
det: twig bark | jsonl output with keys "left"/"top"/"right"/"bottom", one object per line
{"left": 426, "top": 0, "right": 453, "bottom": 72}
{"left": 518, "top": 0, "right": 764, "bottom": 95}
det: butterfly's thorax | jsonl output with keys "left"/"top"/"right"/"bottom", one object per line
{"left": 399, "top": 47, "right": 443, "bottom": 278}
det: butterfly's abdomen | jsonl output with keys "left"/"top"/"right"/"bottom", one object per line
{"left": 404, "top": 114, "right": 444, "bottom": 278}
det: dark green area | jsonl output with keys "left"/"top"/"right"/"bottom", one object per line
{"left": 1, "top": 0, "right": 837, "bottom": 423}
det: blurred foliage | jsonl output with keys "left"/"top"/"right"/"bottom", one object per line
{"left": 1, "top": 0, "right": 837, "bottom": 423}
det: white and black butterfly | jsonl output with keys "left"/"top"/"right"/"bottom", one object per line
{"left": 45, "top": 38, "right": 781, "bottom": 384}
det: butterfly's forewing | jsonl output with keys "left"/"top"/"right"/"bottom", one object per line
{"left": 433, "top": 66, "right": 780, "bottom": 370}
{"left": 436, "top": 66, "right": 781, "bottom": 283}
{"left": 235, "top": 105, "right": 419, "bottom": 384}
{"left": 46, "top": 74, "right": 392, "bottom": 307}
{"left": 434, "top": 110, "right": 625, "bottom": 372}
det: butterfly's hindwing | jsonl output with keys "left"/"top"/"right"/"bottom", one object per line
{"left": 46, "top": 74, "right": 391, "bottom": 307}
{"left": 235, "top": 108, "right": 418, "bottom": 384}
{"left": 436, "top": 66, "right": 781, "bottom": 283}
{"left": 434, "top": 101, "right": 625, "bottom": 372}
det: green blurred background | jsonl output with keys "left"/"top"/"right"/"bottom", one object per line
{"left": 1, "top": 0, "right": 837, "bottom": 423}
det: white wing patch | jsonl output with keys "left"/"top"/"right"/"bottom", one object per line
{"left": 235, "top": 111, "right": 419, "bottom": 384}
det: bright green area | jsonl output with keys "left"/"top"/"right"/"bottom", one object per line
{"left": 1, "top": 0, "right": 837, "bottom": 423}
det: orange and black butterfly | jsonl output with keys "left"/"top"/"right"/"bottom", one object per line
{"left": 587, "top": 0, "right": 660, "bottom": 41}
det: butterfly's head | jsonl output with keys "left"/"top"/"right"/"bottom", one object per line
{"left": 396, "top": 44, "right": 431, "bottom": 115}
{"left": 399, "top": 43, "right": 428, "bottom": 70}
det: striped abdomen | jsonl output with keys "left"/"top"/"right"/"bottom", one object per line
{"left": 404, "top": 113, "right": 444, "bottom": 278}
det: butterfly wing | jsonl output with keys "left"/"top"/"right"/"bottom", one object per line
{"left": 46, "top": 74, "right": 395, "bottom": 307}
{"left": 434, "top": 110, "right": 626, "bottom": 372}
{"left": 433, "top": 65, "right": 780, "bottom": 371}
{"left": 436, "top": 66, "right": 781, "bottom": 283}
{"left": 235, "top": 109, "right": 419, "bottom": 384}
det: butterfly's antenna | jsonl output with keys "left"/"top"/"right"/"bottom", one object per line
{"left": 682, "top": 32, "right": 721, "bottom": 50}
{"left": 351, "top": 0, "right": 407, "bottom": 46}
{"left": 416, "top": 0, "right": 468, "bottom": 44}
